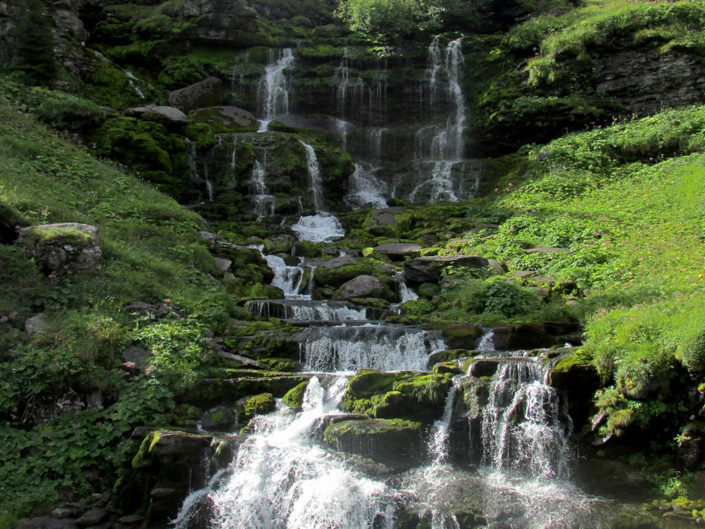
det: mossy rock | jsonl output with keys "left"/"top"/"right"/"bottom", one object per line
{"left": 341, "top": 369, "right": 453, "bottom": 424}
{"left": 244, "top": 392, "right": 275, "bottom": 419}
{"left": 282, "top": 380, "right": 309, "bottom": 411}
{"left": 435, "top": 324, "right": 484, "bottom": 350}
{"left": 323, "top": 418, "right": 425, "bottom": 469}
{"left": 548, "top": 348, "right": 601, "bottom": 428}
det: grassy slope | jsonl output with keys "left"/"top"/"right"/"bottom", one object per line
{"left": 0, "top": 87, "right": 235, "bottom": 526}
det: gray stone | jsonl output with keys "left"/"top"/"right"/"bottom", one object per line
{"left": 213, "top": 257, "right": 232, "bottom": 273}
{"left": 116, "top": 515, "right": 144, "bottom": 525}
{"left": 167, "top": 77, "right": 224, "bottom": 113}
{"left": 126, "top": 105, "right": 189, "bottom": 125}
{"left": 75, "top": 509, "right": 107, "bottom": 527}
{"left": 25, "top": 313, "right": 51, "bottom": 338}
{"left": 369, "top": 207, "right": 403, "bottom": 226}
{"left": 308, "top": 255, "right": 358, "bottom": 269}
{"left": 334, "top": 275, "right": 394, "bottom": 301}
{"left": 201, "top": 406, "right": 236, "bottom": 431}
{"left": 19, "top": 223, "right": 101, "bottom": 274}
{"left": 15, "top": 518, "right": 78, "bottom": 529}
{"left": 190, "top": 106, "right": 257, "bottom": 129}
{"left": 373, "top": 242, "right": 422, "bottom": 259}
{"left": 404, "top": 255, "right": 489, "bottom": 284}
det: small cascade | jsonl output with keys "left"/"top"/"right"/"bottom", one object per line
{"left": 299, "top": 141, "right": 325, "bottom": 213}
{"left": 398, "top": 275, "right": 419, "bottom": 304}
{"left": 335, "top": 47, "right": 364, "bottom": 120}
{"left": 174, "top": 377, "right": 397, "bottom": 529}
{"left": 259, "top": 48, "right": 295, "bottom": 130}
{"left": 230, "top": 136, "right": 238, "bottom": 185}
{"left": 405, "top": 36, "right": 478, "bottom": 204}
{"left": 264, "top": 254, "right": 308, "bottom": 299}
{"left": 428, "top": 382, "right": 459, "bottom": 465}
{"left": 125, "top": 71, "right": 146, "bottom": 100}
{"left": 245, "top": 299, "right": 367, "bottom": 322}
{"left": 480, "top": 357, "right": 571, "bottom": 480}
{"left": 293, "top": 141, "right": 345, "bottom": 242}
{"left": 302, "top": 325, "right": 446, "bottom": 372}
{"left": 251, "top": 160, "right": 275, "bottom": 220}
{"left": 345, "top": 162, "right": 388, "bottom": 209}
{"left": 476, "top": 328, "right": 495, "bottom": 353}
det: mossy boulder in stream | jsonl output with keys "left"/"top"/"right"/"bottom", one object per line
{"left": 341, "top": 370, "right": 453, "bottom": 424}
{"left": 323, "top": 418, "right": 425, "bottom": 469}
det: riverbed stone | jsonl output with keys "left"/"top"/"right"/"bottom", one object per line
{"left": 323, "top": 418, "right": 425, "bottom": 469}
{"left": 373, "top": 242, "right": 423, "bottom": 259}
{"left": 19, "top": 223, "right": 101, "bottom": 274}
{"left": 404, "top": 255, "right": 489, "bottom": 284}
{"left": 333, "top": 275, "right": 396, "bottom": 301}
{"left": 167, "top": 77, "right": 224, "bottom": 112}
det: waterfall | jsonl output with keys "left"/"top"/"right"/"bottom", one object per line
{"left": 259, "top": 48, "right": 295, "bottom": 130}
{"left": 406, "top": 37, "right": 475, "bottom": 204}
{"left": 174, "top": 377, "right": 397, "bottom": 529}
{"left": 302, "top": 324, "right": 446, "bottom": 373}
{"left": 230, "top": 136, "right": 238, "bottom": 185}
{"left": 292, "top": 141, "right": 345, "bottom": 242}
{"left": 480, "top": 358, "right": 572, "bottom": 480}
{"left": 299, "top": 141, "right": 325, "bottom": 213}
{"left": 245, "top": 299, "right": 367, "bottom": 322}
{"left": 264, "top": 254, "right": 308, "bottom": 299}
{"left": 335, "top": 47, "right": 364, "bottom": 120}
{"left": 251, "top": 160, "right": 275, "bottom": 220}
{"left": 345, "top": 162, "right": 388, "bottom": 209}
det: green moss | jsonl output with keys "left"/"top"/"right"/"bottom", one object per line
{"left": 244, "top": 393, "right": 276, "bottom": 418}
{"left": 282, "top": 381, "right": 309, "bottom": 410}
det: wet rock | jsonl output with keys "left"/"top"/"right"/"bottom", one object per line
{"left": 126, "top": 105, "right": 189, "bottom": 126}
{"left": 19, "top": 223, "right": 101, "bottom": 274}
{"left": 116, "top": 515, "right": 143, "bottom": 525}
{"left": 491, "top": 323, "right": 558, "bottom": 350}
{"left": 167, "top": 77, "right": 224, "bottom": 113}
{"left": 190, "top": 106, "right": 257, "bottom": 130}
{"left": 15, "top": 518, "right": 78, "bottom": 529}
{"left": 334, "top": 275, "right": 396, "bottom": 301}
{"left": 373, "top": 242, "right": 422, "bottom": 259}
{"left": 548, "top": 348, "right": 601, "bottom": 428}
{"left": 213, "top": 256, "right": 232, "bottom": 273}
{"left": 24, "top": 313, "right": 51, "bottom": 338}
{"left": 404, "top": 255, "right": 489, "bottom": 284}
{"left": 436, "top": 324, "right": 484, "bottom": 349}
{"left": 323, "top": 418, "right": 425, "bottom": 469}
{"left": 75, "top": 509, "right": 107, "bottom": 527}
{"left": 201, "top": 406, "right": 236, "bottom": 431}
{"left": 468, "top": 358, "right": 502, "bottom": 377}
{"left": 49, "top": 508, "right": 74, "bottom": 520}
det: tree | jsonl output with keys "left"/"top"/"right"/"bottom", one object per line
{"left": 14, "top": 0, "right": 57, "bottom": 86}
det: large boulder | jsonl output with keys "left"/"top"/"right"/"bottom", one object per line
{"left": 334, "top": 275, "right": 395, "bottom": 301}
{"left": 125, "top": 105, "right": 189, "bottom": 126}
{"left": 167, "top": 77, "right": 224, "bottom": 113}
{"left": 19, "top": 223, "right": 101, "bottom": 274}
{"left": 190, "top": 106, "right": 257, "bottom": 131}
{"left": 323, "top": 418, "right": 425, "bottom": 469}
{"left": 404, "top": 255, "right": 489, "bottom": 284}
{"left": 373, "top": 242, "right": 422, "bottom": 260}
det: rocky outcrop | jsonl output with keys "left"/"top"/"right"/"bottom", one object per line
{"left": 126, "top": 105, "right": 189, "bottom": 126}
{"left": 323, "top": 418, "right": 425, "bottom": 469}
{"left": 190, "top": 106, "right": 257, "bottom": 131}
{"left": 167, "top": 77, "right": 224, "bottom": 113}
{"left": 404, "top": 255, "right": 490, "bottom": 284}
{"left": 334, "top": 275, "right": 395, "bottom": 301}
{"left": 19, "top": 223, "right": 101, "bottom": 274}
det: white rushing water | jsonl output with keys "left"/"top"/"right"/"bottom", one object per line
{"left": 174, "top": 377, "right": 397, "bottom": 529}
{"left": 264, "top": 254, "right": 309, "bottom": 299}
{"left": 245, "top": 299, "right": 367, "bottom": 322}
{"left": 345, "top": 162, "right": 388, "bottom": 209}
{"left": 251, "top": 160, "right": 276, "bottom": 220}
{"left": 259, "top": 48, "right": 295, "bottom": 130}
{"left": 407, "top": 36, "right": 472, "bottom": 204}
{"left": 303, "top": 324, "right": 446, "bottom": 372}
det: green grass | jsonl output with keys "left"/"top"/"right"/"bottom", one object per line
{"left": 0, "top": 81, "right": 237, "bottom": 526}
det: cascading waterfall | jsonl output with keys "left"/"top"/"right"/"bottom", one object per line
{"left": 264, "top": 254, "right": 308, "bottom": 299}
{"left": 292, "top": 141, "right": 345, "bottom": 242}
{"left": 480, "top": 358, "right": 571, "bottom": 479}
{"left": 302, "top": 324, "right": 446, "bottom": 372}
{"left": 406, "top": 37, "right": 480, "bottom": 204}
{"left": 251, "top": 160, "right": 275, "bottom": 220}
{"left": 259, "top": 48, "right": 295, "bottom": 131}
{"left": 345, "top": 162, "right": 388, "bottom": 209}
{"left": 335, "top": 47, "right": 364, "bottom": 120}
{"left": 245, "top": 299, "right": 367, "bottom": 322}
{"left": 174, "top": 377, "right": 397, "bottom": 529}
